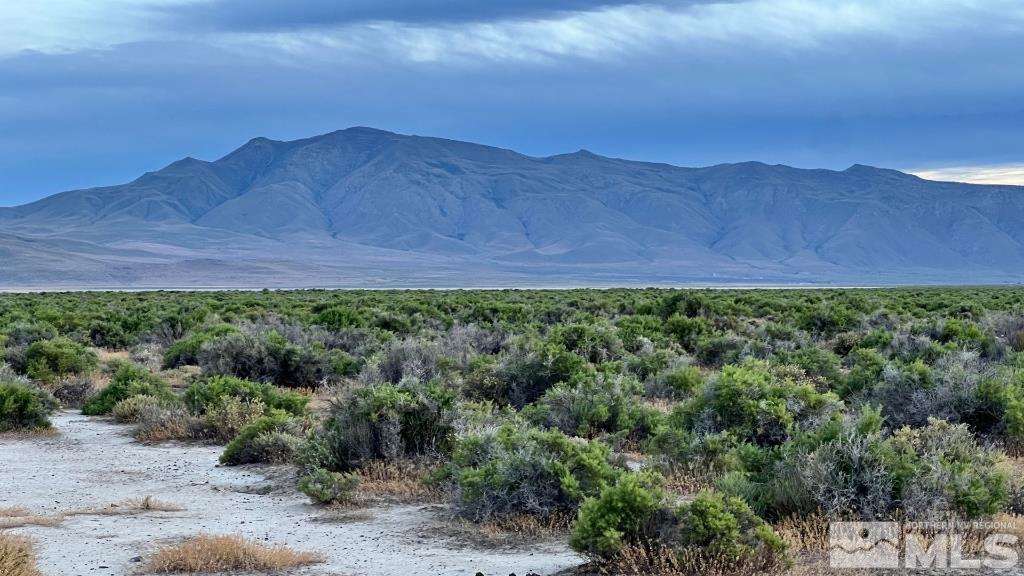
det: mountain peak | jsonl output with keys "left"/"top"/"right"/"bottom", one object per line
{"left": 5, "top": 128, "right": 1024, "bottom": 287}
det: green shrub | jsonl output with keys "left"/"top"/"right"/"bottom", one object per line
{"left": 24, "top": 337, "right": 97, "bottom": 382}
{"left": 525, "top": 373, "right": 660, "bottom": 441}
{"left": 886, "top": 419, "right": 1010, "bottom": 519}
{"left": 183, "top": 376, "right": 308, "bottom": 416}
{"left": 672, "top": 490, "right": 787, "bottom": 565}
{"left": 220, "top": 413, "right": 306, "bottom": 465}
{"left": 303, "top": 379, "right": 459, "bottom": 473}
{"left": 842, "top": 348, "right": 886, "bottom": 397}
{"left": 298, "top": 468, "right": 360, "bottom": 504}
{"left": 744, "top": 414, "right": 1011, "bottom": 521}
{"left": 665, "top": 314, "right": 712, "bottom": 351}
{"left": 572, "top": 478, "right": 788, "bottom": 572}
{"left": 197, "top": 330, "right": 334, "bottom": 388}
{"left": 201, "top": 396, "right": 268, "bottom": 443}
{"left": 449, "top": 424, "right": 621, "bottom": 521}
{"left": 316, "top": 306, "right": 367, "bottom": 330}
{"left": 662, "top": 366, "right": 704, "bottom": 397}
{"left": 82, "top": 362, "right": 176, "bottom": 415}
{"left": 549, "top": 322, "right": 624, "bottom": 363}
{"left": 3, "top": 322, "right": 58, "bottom": 347}
{"left": 673, "top": 360, "right": 843, "bottom": 447}
{"left": 571, "top": 471, "right": 665, "bottom": 555}
{"left": 695, "top": 334, "right": 750, "bottom": 367}
{"left": 0, "top": 382, "right": 53, "bottom": 432}
{"left": 499, "top": 342, "right": 592, "bottom": 408}
{"left": 777, "top": 346, "right": 842, "bottom": 388}
{"left": 163, "top": 324, "right": 240, "bottom": 368}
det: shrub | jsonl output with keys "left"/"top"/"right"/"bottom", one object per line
{"left": 23, "top": 338, "right": 97, "bottom": 382}
{"left": 298, "top": 468, "right": 360, "bottom": 505}
{"left": 665, "top": 314, "right": 712, "bottom": 351}
{"left": 376, "top": 339, "right": 441, "bottom": 384}
{"left": 448, "top": 425, "right": 621, "bottom": 522}
{"left": 499, "top": 342, "right": 592, "bottom": 408}
{"left": 162, "top": 324, "right": 240, "bottom": 368}
{"left": 572, "top": 479, "right": 788, "bottom": 573}
{"left": 841, "top": 348, "right": 886, "bottom": 397}
{"left": 887, "top": 419, "right": 1010, "bottom": 520}
{"left": 50, "top": 375, "right": 95, "bottom": 408}
{"left": 197, "top": 331, "right": 333, "bottom": 388}
{"left": 316, "top": 306, "right": 367, "bottom": 330}
{"left": 0, "top": 383, "right": 52, "bottom": 432}
{"left": 549, "top": 322, "right": 624, "bottom": 363}
{"left": 660, "top": 366, "right": 704, "bottom": 398}
{"left": 303, "top": 379, "right": 459, "bottom": 473}
{"left": 82, "top": 363, "right": 175, "bottom": 415}
{"left": 112, "top": 395, "right": 168, "bottom": 424}
{"left": 571, "top": 471, "right": 665, "bottom": 555}
{"left": 776, "top": 346, "right": 842, "bottom": 388}
{"left": 133, "top": 404, "right": 203, "bottom": 443}
{"left": 673, "top": 360, "right": 843, "bottom": 447}
{"left": 525, "top": 372, "right": 660, "bottom": 441}
{"left": 670, "top": 491, "right": 787, "bottom": 568}
{"left": 695, "top": 334, "right": 750, "bottom": 368}
{"left": 3, "top": 323, "right": 57, "bottom": 348}
{"left": 201, "top": 397, "right": 268, "bottom": 443}
{"left": 220, "top": 413, "right": 306, "bottom": 465}
{"left": 183, "top": 376, "right": 308, "bottom": 416}
{"left": 757, "top": 415, "right": 1010, "bottom": 521}
{"left": 865, "top": 351, "right": 983, "bottom": 429}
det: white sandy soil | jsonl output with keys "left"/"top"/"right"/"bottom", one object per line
{"left": 0, "top": 411, "right": 584, "bottom": 576}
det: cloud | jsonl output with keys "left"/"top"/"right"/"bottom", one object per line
{"left": 910, "top": 165, "right": 1024, "bottom": 186}
{"left": 0, "top": 0, "right": 197, "bottom": 55}
{"left": 165, "top": 0, "right": 706, "bottom": 31}
{"left": 1, "top": 0, "right": 1023, "bottom": 206}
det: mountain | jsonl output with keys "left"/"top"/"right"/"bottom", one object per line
{"left": 2, "top": 127, "right": 1023, "bottom": 288}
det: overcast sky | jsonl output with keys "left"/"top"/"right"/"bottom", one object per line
{"left": 1, "top": 0, "right": 1023, "bottom": 205}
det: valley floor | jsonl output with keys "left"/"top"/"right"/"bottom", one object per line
{"left": 0, "top": 412, "right": 583, "bottom": 576}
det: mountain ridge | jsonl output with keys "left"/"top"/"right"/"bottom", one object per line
{"left": 2, "top": 127, "right": 1022, "bottom": 288}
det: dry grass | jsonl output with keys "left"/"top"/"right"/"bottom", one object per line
{"left": 478, "top": 512, "right": 574, "bottom": 539}
{"left": 442, "top": 512, "right": 574, "bottom": 549}
{"left": 0, "top": 427, "right": 58, "bottom": 440}
{"left": 583, "top": 543, "right": 788, "bottom": 576}
{"left": 144, "top": 534, "right": 323, "bottom": 573}
{"left": 0, "top": 533, "right": 42, "bottom": 576}
{"left": 160, "top": 365, "right": 202, "bottom": 391}
{"left": 662, "top": 467, "right": 714, "bottom": 496}
{"left": 354, "top": 460, "right": 443, "bottom": 503}
{"left": 775, "top": 514, "right": 830, "bottom": 554}
{"left": 0, "top": 508, "right": 63, "bottom": 530}
{"left": 95, "top": 349, "right": 130, "bottom": 364}
{"left": 67, "top": 496, "right": 182, "bottom": 517}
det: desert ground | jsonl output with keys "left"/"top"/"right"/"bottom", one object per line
{"left": 1, "top": 412, "right": 581, "bottom": 576}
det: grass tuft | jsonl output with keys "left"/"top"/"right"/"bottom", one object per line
{"left": 0, "top": 507, "right": 63, "bottom": 529}
{"left": 144, "top": 534, "right": 323, "bottom": 573}
{"left": 68, "top": 496, "right": 183, "bottom": 516}
{"left": 0, "top": 534, "right": 43, "bottom": 576}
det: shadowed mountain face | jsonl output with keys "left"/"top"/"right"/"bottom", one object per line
{"left": 2, "top": 127, "right": 1023, "bottom": 287}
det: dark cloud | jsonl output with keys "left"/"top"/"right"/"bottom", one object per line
{"left": 166, "top": 0, "right": 698, "bottom": 31}
{"left": 1, "top": 2, "right": 1022, "bottom": 205}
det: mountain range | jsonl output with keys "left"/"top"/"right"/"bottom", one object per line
{"left": 2, "top": 127, "right": 1022, "bottom": 288}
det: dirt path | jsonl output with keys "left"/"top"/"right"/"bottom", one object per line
{"left": 0, "top": 412, "right": 584, "bottom": 576}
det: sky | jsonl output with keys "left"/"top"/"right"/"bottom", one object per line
{"left": 1, "top": 0, "right": 1023, "bottom": 206}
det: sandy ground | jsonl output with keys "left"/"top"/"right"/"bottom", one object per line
{"left": 0, "top": 411, "right": 584, "bottom": 576}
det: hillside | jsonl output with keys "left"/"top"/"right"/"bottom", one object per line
{"left": 2, "top": 127, "right": 1023, "bottom": 287}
